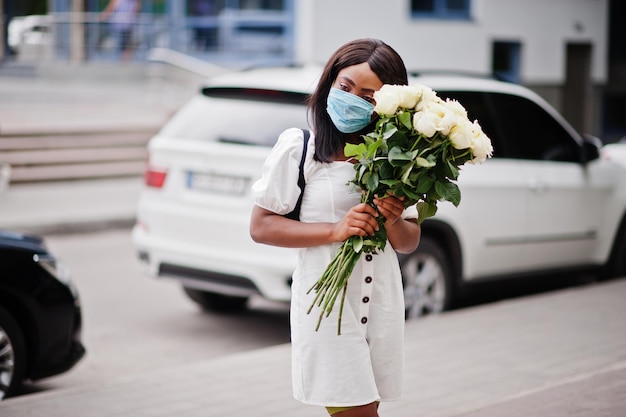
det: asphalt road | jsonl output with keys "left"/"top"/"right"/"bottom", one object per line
{"left": 18, "top": 228, "right": 291, "bottom": 396}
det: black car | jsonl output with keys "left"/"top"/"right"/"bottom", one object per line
{"left": 0, "top": 230, "right": 85, "bottom": 399}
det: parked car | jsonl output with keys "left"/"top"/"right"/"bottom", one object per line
{"left": 132, "top": 65, "right": 626, "bottom": 318}
{"left": 7, "top": 15, "right": 52, "bottom": 55}
{"left": 0, "top": 230, "right": 85, "bottom": 400}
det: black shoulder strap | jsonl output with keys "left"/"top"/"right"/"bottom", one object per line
{"left": 285, "top": 129, "right": 310, "bottom": 221}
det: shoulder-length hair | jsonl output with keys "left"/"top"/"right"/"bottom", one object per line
{"left": 308, "top": 38, "right": 408, "bottom": 162}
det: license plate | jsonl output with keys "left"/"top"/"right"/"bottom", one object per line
{"left": 187, "top": 171, "right": 251, "bottom": 196}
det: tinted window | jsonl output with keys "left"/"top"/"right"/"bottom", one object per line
{"left": 439, "top": 91, "right": 580, "bottom": 162}
{"left": 202, "top": 87, "right": 308, "bottom": 105}
{"left": 437, "top": 91, "right": 506, "bottom": 158}
{"left": 487, "top": 93, "right": 580, "bottom": 162}
{"left": 411, "top": 0, "right": 471, "bottom": 19}
{"left": 159, "top": 89, "right": 309, "bottom": 146}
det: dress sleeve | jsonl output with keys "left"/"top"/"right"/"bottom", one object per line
{"left": 402, "top": 204, "right": 418, "bottom": 221}
{"left": 251, "top": 128, "right": 305, "bottom": 215}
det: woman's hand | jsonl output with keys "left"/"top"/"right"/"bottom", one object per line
{"left": 374, "top": 193, "right": 405, "bottom": 227}
{"left": 250, "top": 196, "right": 419, "bottom": 251}
{"left": 374, "top": 193, "right": 422, "bottom": 254}
{"left": 331, "top": 203, "right": 380, "bottom": 242}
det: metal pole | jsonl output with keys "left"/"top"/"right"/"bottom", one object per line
{"left": 70, "top": 0, "right": 85, "bottom": 63}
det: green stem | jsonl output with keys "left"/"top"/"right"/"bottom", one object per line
{"left": 337, "top": 281, "right": 348, "bottom": 336}
{"left": 308, "top": 241, "right": 362, "bottom": 333}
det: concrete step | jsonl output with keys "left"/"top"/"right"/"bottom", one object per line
{"left": 9, "top": 161, "right": 146, "bottom": 182}
{"left": 0, "top": 132, "right": 151, "bottom": 151}
{"left": 4, "top": 146, "right": 147, "bottom": 165}
{"left": 0, "top": 131, "right": 151, "bottom": 183}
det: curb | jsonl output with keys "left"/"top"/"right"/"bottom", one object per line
{"left": 13, "top": 218, "right": 136, "bottom": 237}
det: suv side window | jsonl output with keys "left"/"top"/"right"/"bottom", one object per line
{"left": 485, "top": 93, "right": 581, "bottom": 163}
{"left": 437, "top": 91, "right": 507, "bottom": 158}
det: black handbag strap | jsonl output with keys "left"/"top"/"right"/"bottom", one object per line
{"left": 285, "top": 129, "right": 310, "bottom": 221}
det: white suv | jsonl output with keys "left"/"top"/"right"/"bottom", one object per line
{"left": 132, "top": 65, "right": 626, "bottom": 317}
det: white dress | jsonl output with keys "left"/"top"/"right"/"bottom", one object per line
{"left": 252, "top": 128, "right": 417, "bottom": 407}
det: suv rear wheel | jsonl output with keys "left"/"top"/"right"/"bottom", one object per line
{"left": 182, "top": 287, "right": 249, "bottom": 313}
{"left": 400, "top": 237, "right": 455, "bottom": 319}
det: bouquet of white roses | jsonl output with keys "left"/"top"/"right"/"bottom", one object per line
{"left": 307, "top": 83, "right": 493, "bottom": 335}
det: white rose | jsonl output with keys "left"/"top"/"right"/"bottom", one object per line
{"left": 414, "top": 101, "right": 457, "bottom": 137}
{"left": 413, "top": 110, "right": 437, "bottom": 138}
{"left": 448, "top": 119, "right": 473, "bottom": 150}
{"left": 432, "top": 101, "right": 457, "bottom": 136}
{"left": 444, "top": 98, "right": 468, "bottom": 118}
{"left": 374, "top": 85, "right": 402, "bottom": 115}
{"left": 398, "top": 85, "right": 422, "bottom": 109}
{"left": 469, "top": 121, "right": 494, "bottom": 164}
{"left": 414, "top": 84, "right": 440, "bottom": 110}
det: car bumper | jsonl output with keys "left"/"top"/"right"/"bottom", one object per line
{"left": 132, "top": 224, "right": 297, "bottom": 301}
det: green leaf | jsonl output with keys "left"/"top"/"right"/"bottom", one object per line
{"left": 362, "top": 171, "right": 371, "bottom": 187}
{"left": 387, "top": 130, "right": 410, "bottom": 150}
{"left": 388, "top": 146, "right": 413, "bottom": 161}
{"left": 401, "top": 184, "right": 423, "bottom": 201}
{"left": 380, "top": 179, "right": 400, "bottom": 187}
{"left": 366, "top": 172, "right": 379, "bottom": 191}
{"left": 366, "top": 138, "right": 385, "bottom": 159}
{"left": 445, "top": 160, "right": 459, "bottom": 179}
{"left": 414, "top": 176, "right": 434, "bottom": 193}
{"left": 401, "top": 163, "right": 413, "bottom": 184}
{"left": 345, "top": 143, "right": 367, "bottom": 159}
{"left": 379, "top": 162, "right": 395, "bottom": 180}
{"left": 358, "top": 164, "right": 367, "bottom": 181}
{"left": 416, "top": 201, "right": 438, "bottom": 223}
{"left": 415, "top": 156, "right": 435, "bottom": 168}
{"left": 382, "top": 122, "right": 398, "bottom": 139}
{"left": 398, "top": 111, "right": 413, "bottom": 130}
{"left": 352, "top": 235, "right": 364, "bottom": 253}
{"left": 434, "top": 180, "right": 461, "bottom": 206}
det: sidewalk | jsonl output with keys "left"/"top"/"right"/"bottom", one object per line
{"left": 0, "top": 176, "right": 141, "bottom": 234}
{"left": 0, "top": 277, "right": 624, "bottom": 417}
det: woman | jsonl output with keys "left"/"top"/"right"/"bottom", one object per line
{"left": 101, "top": 0, "right": 141, "bottom": 60}
{"left": 250, "top": 39, "right": 421, "bottom": 417}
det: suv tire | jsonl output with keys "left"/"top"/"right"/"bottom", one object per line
{"left": 400, "top": 237, "right": 455, "bottom": 319}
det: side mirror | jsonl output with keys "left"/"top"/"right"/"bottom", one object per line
{"left": 581, "top": 134, "right": 602, "bottom": 163}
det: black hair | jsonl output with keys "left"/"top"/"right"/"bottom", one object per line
{"left": 308, "top": 38, "right": 408, "bottom": 162}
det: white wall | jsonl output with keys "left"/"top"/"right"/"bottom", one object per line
{"left": 294, "top": 0, "right": 608, "bottom": 84}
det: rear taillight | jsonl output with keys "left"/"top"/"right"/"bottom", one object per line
{"left": 144, "top": 166, "right": 168, "bottom": 188}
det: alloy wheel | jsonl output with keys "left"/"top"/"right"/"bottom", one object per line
{"left": 0, "top": 328, "right": 15, "bottom": 400}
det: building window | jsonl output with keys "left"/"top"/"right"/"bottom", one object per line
{"left": 411, "top": 0, "right": 471, "bottom": 19}
{"left": 492, "top": 41, "right": 521, "bottom": 83}
{"left": 603, "top": 95, "right": 626, "bottom": 143}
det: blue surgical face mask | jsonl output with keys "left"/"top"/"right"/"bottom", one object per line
{"left": 326, "top": 87, "right": 375, "bottom": 133}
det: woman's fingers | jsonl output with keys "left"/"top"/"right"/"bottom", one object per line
{"left": 374, "top": 195, "right": 404, "bottom": 224}
{"left": 333, "top": 204, "right": 379, "bottom": 240}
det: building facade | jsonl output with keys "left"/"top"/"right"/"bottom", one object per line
{"left": 41, "top": 0, "right": 621, "bottom": 141}
{"left": 293, "top": 0, "right": 609, "bottom": 138}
